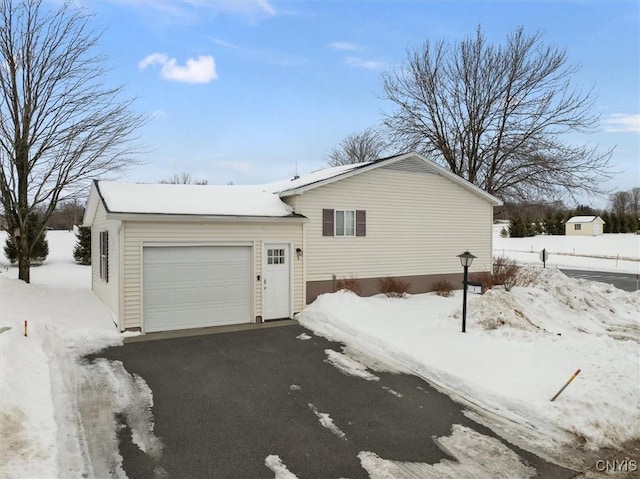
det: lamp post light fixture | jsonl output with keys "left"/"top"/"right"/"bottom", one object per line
{"left": 457, "top": 251, "right": 476, "bottom": 333}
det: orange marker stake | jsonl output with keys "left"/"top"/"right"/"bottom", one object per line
{"left": 24, "top": 320, "right": 27, "bottom": 337}
{"left": 550, "top": 369, "right": 581, "bottom": 402}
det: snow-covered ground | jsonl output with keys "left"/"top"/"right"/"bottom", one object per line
{"left": 493, "top": 227, "right": 639, "bottom": 274}
{"left": 0, "top": 231, "right": 152, "bottom": 479}
{"left": 1, "top": 230, "right": 638, "bottom": 478}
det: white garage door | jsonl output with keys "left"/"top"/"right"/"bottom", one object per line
{"left": 143, "top": 245, "right": 252, "bottom": 332}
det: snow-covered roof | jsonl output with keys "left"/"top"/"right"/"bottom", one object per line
{"left": 264, "top": 162, "right": 370, "bottom": 194}
{"left": 83, "top": 152, "right": 502, "bottom": 226}
{"left": 93, "top": 181, "right": 296, "bottom": 218}
{"left": 566, "top": 216, "right": 602, "bottom": 223}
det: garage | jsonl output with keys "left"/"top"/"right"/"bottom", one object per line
{"left": 143, "top": 245, "right": 252, "bottom": 332}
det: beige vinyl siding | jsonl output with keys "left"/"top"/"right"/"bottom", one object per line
{"left": 565, "top": 219, "right": 604, "bottom": 236}
{"left": 289, "top": 167, "right": 494, "bottom": 282}
{"left": 121, "top": 221, "right": 303, "bottom": 331}
{"left": 90, "top": 201, "right": 120, "bottom": 317}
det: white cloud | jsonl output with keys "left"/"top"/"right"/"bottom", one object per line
{"left": 603, "top": 113, "right": 640, "bottom": 133}
{"left": 345, "top": 57, "right": 386, "bottom": 70}
{"left": 139, "top": 53, "right": 218, "bottom": 84}
{"left": 328, "top": 42, "right": 360, "bottom": 51}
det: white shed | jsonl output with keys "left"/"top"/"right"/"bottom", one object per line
{"left": 565, "top": 216, "right": 605, "bottom": 236}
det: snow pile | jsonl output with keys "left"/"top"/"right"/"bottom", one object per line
{"left": 297, "top": 270, "right": 640, "bottom": 466}
{"left": 466, "top": 267, "right": 639, "bottom": 340}
{"left": 0, "top": 231, "right": 155, "bottom": 479}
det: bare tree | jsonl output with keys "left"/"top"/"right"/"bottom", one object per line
{"left": 609, "top": 190, "right": 630, "bottom": 216}
{"left": 628, "top": 187, "right": 640, "bottom": 217}
{"left": 160, "top": 172, "right": 208, "bottom": 185}
{"left": 327, "top": 128, "right": 388, "bottom": 167}
{"left": 381, "top": 26, "right": 614, "bottom": 202}
{"left": 0, "top": 0, "right": 145, "bottom": 282}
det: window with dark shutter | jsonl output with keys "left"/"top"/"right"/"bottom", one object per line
{"left": 323, "top": 209, "right": 334, "bottom": 236}
{"left": 356, "top": 210, "right": 366, "bottom": 236}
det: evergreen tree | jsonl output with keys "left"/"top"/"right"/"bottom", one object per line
{"left": 611, "top": 214, "right": 620, "bottom": 233}
{"left": 524, "top": 216, "right": 536, "bottom": 237}
{"left": 509, "top": 216, "right": 526, "bottom": 237}
{"left": 619, "top": 214, "right": 629, "bottom": 233}
{"left": 73, "top": 227, "right": 91, "bottom": 265}
{"left": 4, "top": 213, "right": 49, "bottom": 265}
{"left": 554, "top": 211, "right": 566, "bottom": 235}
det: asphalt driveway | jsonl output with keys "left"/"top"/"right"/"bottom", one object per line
{"left": 92, "top": 323, "right": 575, "bottom": 478}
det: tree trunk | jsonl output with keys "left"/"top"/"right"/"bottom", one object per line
{"left": 17, "top": 234, "right": 30, "bottom": 283}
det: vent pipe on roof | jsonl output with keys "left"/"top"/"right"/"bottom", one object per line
{"left": 292, "top": 160, "right": 299, "bottom": 180}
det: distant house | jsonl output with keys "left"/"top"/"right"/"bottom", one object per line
{"left": 83, "top": 152, "right": 502, "bottom": 333}
{"left": 565, "top": 216, "right": 605, "bottom": 236}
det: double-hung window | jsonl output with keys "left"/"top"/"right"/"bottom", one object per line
{"left": 335, "top": 210, "right": 355, "bottom": 236}
{"left": 322, "top": 209, "right": 366, "bottom": 237}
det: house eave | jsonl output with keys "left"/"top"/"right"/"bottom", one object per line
{"left": 105, "top": 212, "right": 308, "bottom": 223}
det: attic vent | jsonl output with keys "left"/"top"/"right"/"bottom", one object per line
{"left": 291, "top": 175, "right": 300, "bottom": 180}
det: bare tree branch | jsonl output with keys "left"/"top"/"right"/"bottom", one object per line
{"left": 0, "top": 0, "right": 146, "bottom": 282}
{"left": 381, "top": 26, "right": 614, "bottom": 202}
{"left": 160, "top": 172, "right": 208, "bottom": 185}
{"left": 327, "top": 127, "right": 389, "bottom": 166}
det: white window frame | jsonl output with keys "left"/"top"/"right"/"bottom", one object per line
{"left": 574, "top": 224, "right": 581, "bottom": 231}
{"left": 335, "top": 210, "right": 355, "bottom": 237}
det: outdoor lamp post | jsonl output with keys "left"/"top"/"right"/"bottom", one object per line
{"left": 457, "top": 251, "right": 476, "bottom": 333}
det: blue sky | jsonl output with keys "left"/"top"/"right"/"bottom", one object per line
{"left": 86, "top": 0, "right": 638, "bottom": 207}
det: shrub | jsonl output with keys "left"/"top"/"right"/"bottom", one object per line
{"left": 73, "top": 226, "right": 91, "bottom": 265}
{"left": 335, "top": 275, "right": 362, "bottom": 295}
{"left": 432, "top": 279, "right": 454, "bottom": 297}
{"left": 377, "top": 276, "right": 410, "bottom": 298}
{"left": 492, "top": 256, "right": 521, "bottom": 291}
{"left": 469, "top": 257, "right": 539, "bottom": 293}
{"left": 500, "top": 227, "right": 508, "bottom": 238}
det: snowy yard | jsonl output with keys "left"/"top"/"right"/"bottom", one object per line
{"left": 493, "top": 228, "right": 640, "bottom": 274}
{"left": 0, "top": 230, "right": 638, "bottom": 478}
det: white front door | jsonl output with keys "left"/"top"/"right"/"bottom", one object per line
{"left": 263, "top": 243, "right": 291, "bottom": 320}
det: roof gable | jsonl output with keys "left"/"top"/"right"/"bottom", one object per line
{"left": 270, "top": 152, "right": 502, "bottom": 206}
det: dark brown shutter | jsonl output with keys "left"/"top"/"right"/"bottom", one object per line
{"left": 356, "top": 210, "right": 366, "bottom": 236}
{"left": 105, "top": 231, "right": 109, "bottom": 282}
{"left": 99, "top": 231, "right": 104, "bottom": 279}
{"left": 322, "top": 209, "right": 334, "bottom": 236}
